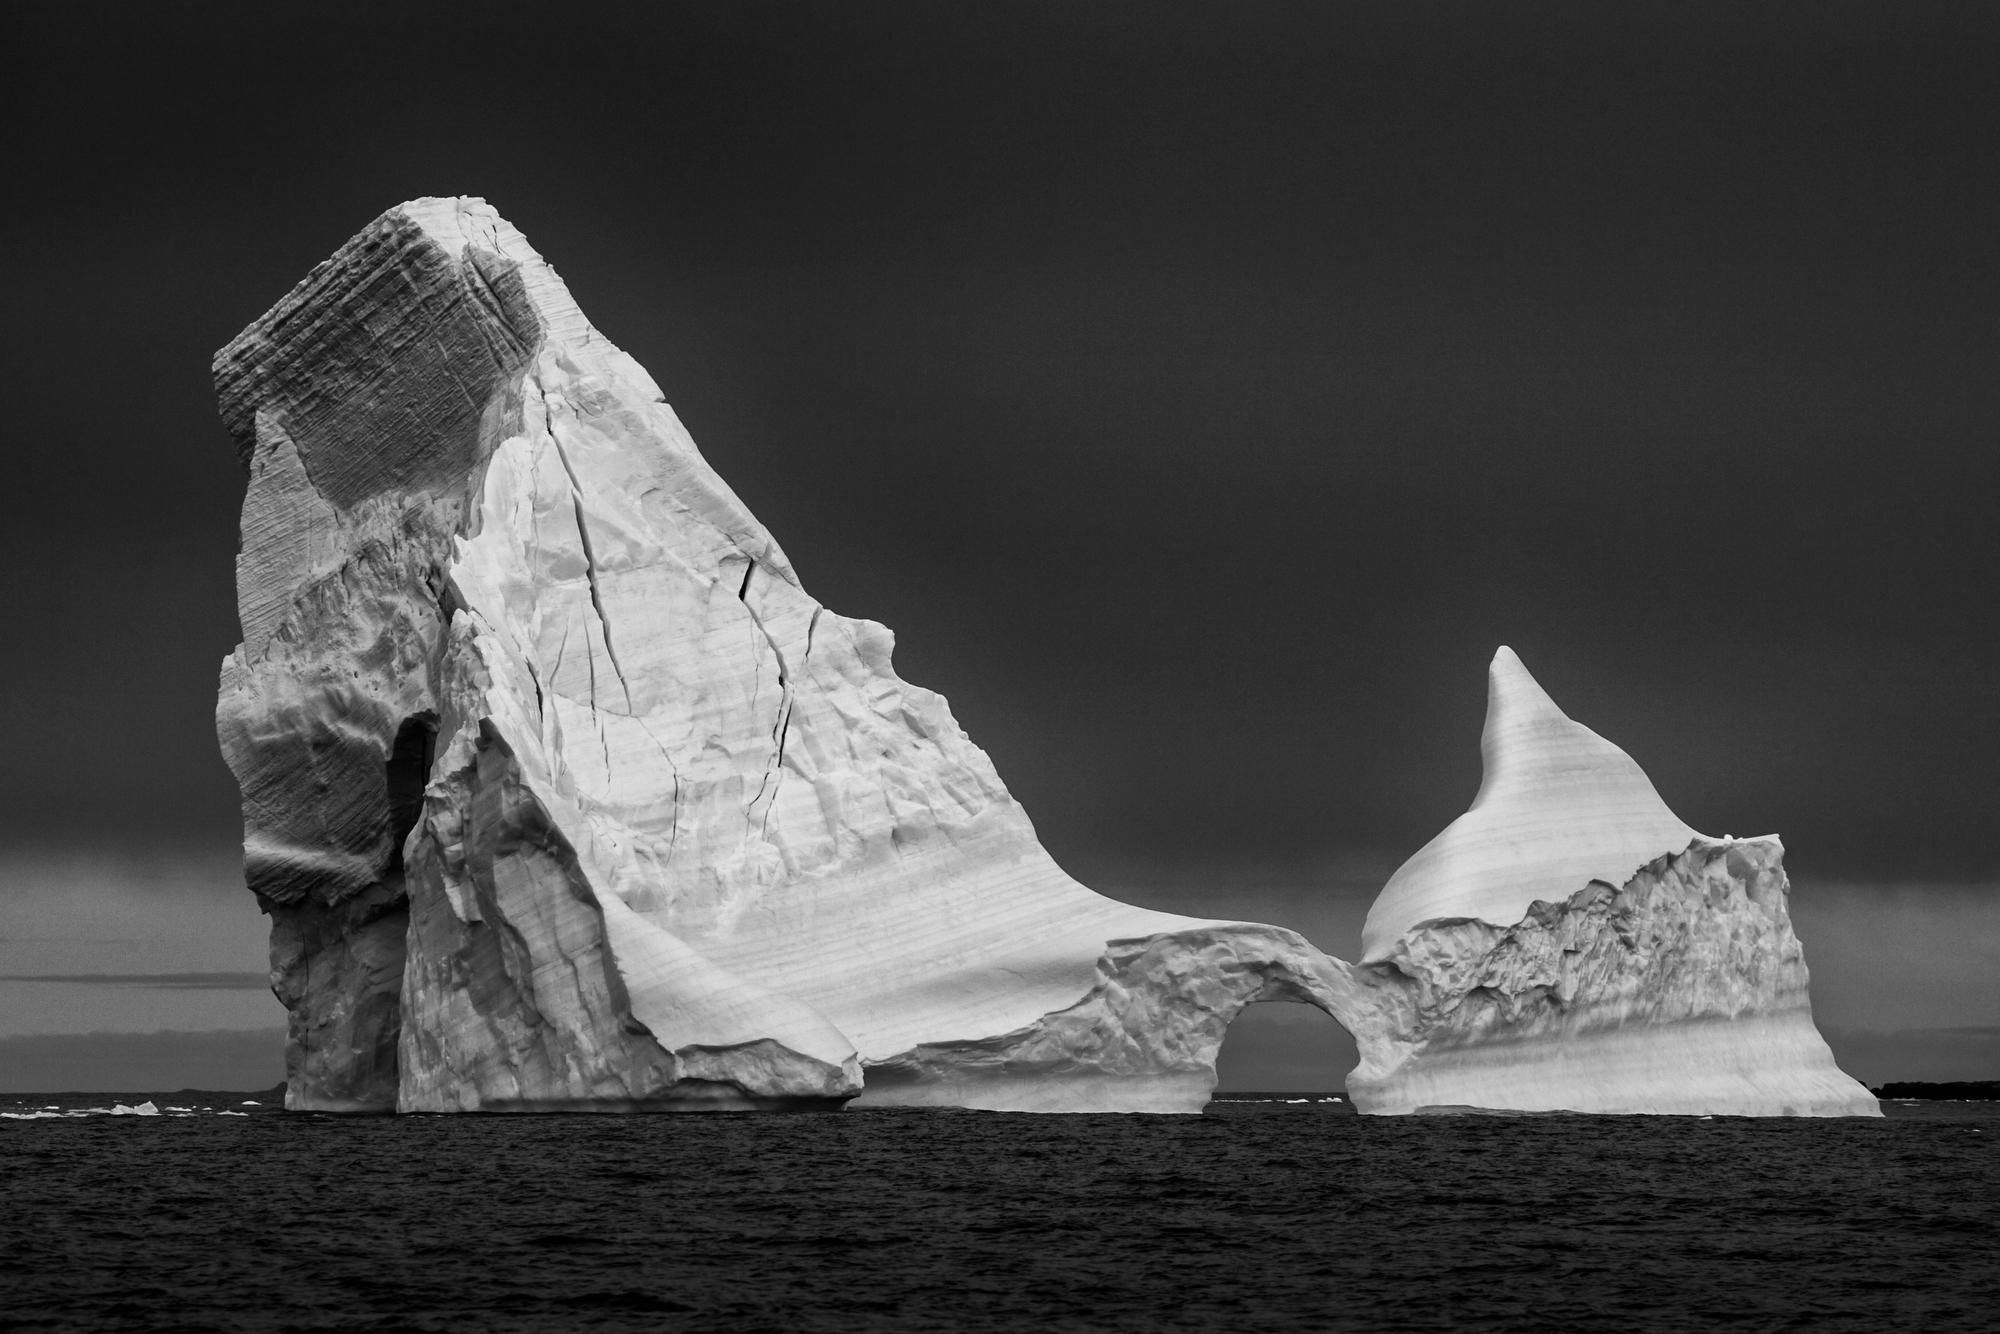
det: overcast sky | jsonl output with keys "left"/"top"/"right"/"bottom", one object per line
{"left": 2, "top": 2, "right": 1994, "bottom": 1091}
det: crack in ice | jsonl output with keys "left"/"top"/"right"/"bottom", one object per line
{"left": 538, "top": 377, "right": 633, "bottom": 714}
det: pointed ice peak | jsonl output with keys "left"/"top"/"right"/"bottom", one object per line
{"left": 1473, "top": 647, "right": 1655, "bottom": 810}
{"left": 1477, "top": 646, "right": 1566, "bottom": 797}
{"left": 1361, "top": 647, "right": 1703, "bottom": 959}
{"left": 1485, "top": 644, "right": 1557, "bottom": 728}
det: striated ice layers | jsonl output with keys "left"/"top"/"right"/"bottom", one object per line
{"left": 216, "top": 197, "right": 1874, "bottom": 1117}
{"left": 1342, "top": 649, "right": 1879, "bottom": 1116}
{"left": 214, "top": 197, "right": 1354, "bottom": 1114}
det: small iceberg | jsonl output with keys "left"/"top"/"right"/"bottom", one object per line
{"left": 110, "top": 1101, "right": 161, "bottom": 1116}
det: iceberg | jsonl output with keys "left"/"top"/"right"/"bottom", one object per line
{"left": 215, "top": 197, "right": 1352, "bottom": 1114}
{"left": 213, "top": 198, "right": 1877, "bottom": 1119}
{"left": 1340, "top": 649, "right": 1879, "bottom": 1116}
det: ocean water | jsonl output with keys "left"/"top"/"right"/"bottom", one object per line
{"left": 1, "top": 1094, "right": 1993, "bottom": 1333}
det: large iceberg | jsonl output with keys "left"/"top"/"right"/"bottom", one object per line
{"left": 1341, "top": 649, "right": 1879, "bottom": 1116}
{"left": 215, "top": 197, "right": 1875, "bottom": 1118}
{"left": 214, "top": 197, "right": 1352, "bottom": 1113}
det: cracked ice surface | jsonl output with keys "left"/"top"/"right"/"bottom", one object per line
{"left": 215, "top": 198, "right": 1351, "bottom": 1113}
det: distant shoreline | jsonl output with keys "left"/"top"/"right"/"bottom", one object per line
{"left": 1868, "top": 1081, "right": 2000, "bottom": 1101}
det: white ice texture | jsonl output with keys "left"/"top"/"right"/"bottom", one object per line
{"left": 215, "top": 199, "right": 1875, "bottom": 1117}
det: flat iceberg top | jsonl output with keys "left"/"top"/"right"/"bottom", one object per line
{"left": 1361, "top": 647, "right": 1703, "bottom": 958}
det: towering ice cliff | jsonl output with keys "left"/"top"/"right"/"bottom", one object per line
{"left": 215, "top": 197, "right": 1352, "bottom": 1114}
{"left": 1341, "top": 649, "right": 1878, "bottom": 1116}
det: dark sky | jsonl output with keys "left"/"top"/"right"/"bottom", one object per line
{"left": 6, "top": 0, "right": 1998, "bottom": 899}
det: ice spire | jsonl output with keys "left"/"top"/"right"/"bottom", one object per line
{"left": 1361, "top": 647, "right": 1700, "bottom": 958}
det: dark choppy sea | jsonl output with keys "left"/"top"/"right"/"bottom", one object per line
{"left": 1, "top": 1093, "right": 1993, "bottom": 1333}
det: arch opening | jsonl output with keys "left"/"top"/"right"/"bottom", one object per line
{"left": 1212, "top": 999, "right": 1359, "bottom": 1103}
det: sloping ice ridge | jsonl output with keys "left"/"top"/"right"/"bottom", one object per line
{"left": 214, "top": 197, "right": 1876, "bottom": 1116}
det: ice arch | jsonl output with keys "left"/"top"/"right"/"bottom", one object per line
{"left": 849, "top": 925, "right": 1363, "bottom": 1112}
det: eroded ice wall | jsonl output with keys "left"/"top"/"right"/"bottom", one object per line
{"left": 215, "top": 197, "right": 1355, "bottom": 1113}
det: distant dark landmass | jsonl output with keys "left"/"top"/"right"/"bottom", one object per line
{"left": 1871, "top": 1081, "right": 2000, "bottom": 1100}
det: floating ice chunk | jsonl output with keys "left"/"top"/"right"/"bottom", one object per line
{"left": 109, "top": 1101, "right": 160, "bottom": 1116}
